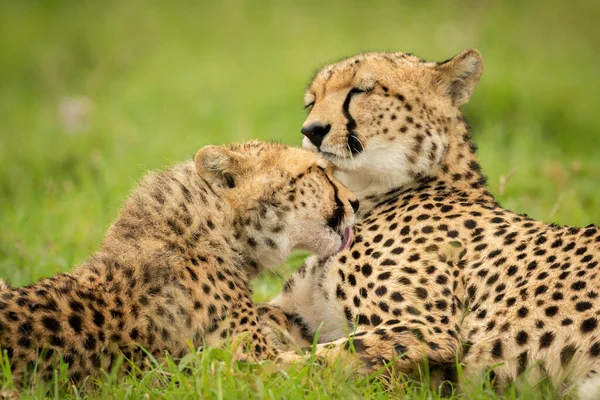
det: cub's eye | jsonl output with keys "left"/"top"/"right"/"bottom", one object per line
{"left": 304, "top": 102, "right": 315, "bottom": 110}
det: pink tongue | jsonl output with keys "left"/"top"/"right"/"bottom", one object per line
{"left": 340, "top": 227, "right": 354, "bottom": 251}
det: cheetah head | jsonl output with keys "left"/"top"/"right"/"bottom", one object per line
{"left": 195, "top": 141, "right": 358, "bottom": 271}
{"left": 301, "top": 50, "right": 483, "bottom": 197}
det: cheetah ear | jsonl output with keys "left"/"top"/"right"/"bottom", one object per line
{"left": 434, "top": 49, "right": 483, "bottom": 107}
{"left": 194, "top": 145, "right": 250, "bottom": 189}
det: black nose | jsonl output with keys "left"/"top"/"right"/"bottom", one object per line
{"left": 350, "top": 199, "right": 360, "bottom": 213}
{"left": 301, "top": 122, "right": 331, "bottom": 148}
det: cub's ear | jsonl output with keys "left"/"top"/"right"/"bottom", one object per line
{"left": 194, "top": 145, "right": 250, "bottom": 188}
{"left": 434, "top": 49, "right": 483, "bottom": 107}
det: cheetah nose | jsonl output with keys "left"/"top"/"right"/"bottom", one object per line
{"left": 301, "top": 122, "right": 331, "bottom": 148}
{"left": 350, "top": 199, "right": 360, "bottom": 213}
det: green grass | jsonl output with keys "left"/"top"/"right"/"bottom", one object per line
{"left": 0, "top": 0, "right": 599, "bottom": 397}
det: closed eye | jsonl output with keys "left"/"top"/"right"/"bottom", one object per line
{"left": 304, "top": 102, "right": 315, "bottom": 109}
{"left": 353, "top": 86, "right": 374, "bottom": 94}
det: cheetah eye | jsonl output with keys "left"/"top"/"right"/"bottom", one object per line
{"left": 304, "top": 102, "right": 315, "bottom": 110}
{"left": 347, "top": 88, "right": 370, "bottom": 98}
{"left": 350, "top": 86, "right": 373, "bottom": 96}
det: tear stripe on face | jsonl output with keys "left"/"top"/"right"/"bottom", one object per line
{"left": 342, "top": 88, "right": 365, "bottom": 155}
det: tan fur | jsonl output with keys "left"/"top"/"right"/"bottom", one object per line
{"left": 0, "top": 141, "right": 357, "bottom": 385}
{"left": 269, "top": 51, "right": 600, "bottom": 398}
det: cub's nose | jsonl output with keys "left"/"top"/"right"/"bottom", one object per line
{"left": 301, "top": 122, "right": 331, "bottom": 148}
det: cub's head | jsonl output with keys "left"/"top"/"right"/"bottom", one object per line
{"left": 195, "top": 141, "right": 358, "bottom": 271}
{"left": 301, "top": 50, "right": 483, "bottom": 193}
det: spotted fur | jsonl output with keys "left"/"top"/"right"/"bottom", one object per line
{"left": 268, "top": 50, "right": 600, "bottom": 397}
{"left": 0, "top": 141, "right": 357, "bottom": 384}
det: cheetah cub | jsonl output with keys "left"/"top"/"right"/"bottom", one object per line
{"left": 0, "top": 141, "right": 357, "bottom": 384}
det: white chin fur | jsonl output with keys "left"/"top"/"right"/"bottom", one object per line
{"left": 304, "top": 136, "right": 421, "bottom": 200}
{"left": 333, "top": 138, "right": 417, "bottom": 199}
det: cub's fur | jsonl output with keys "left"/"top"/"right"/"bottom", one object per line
{"left": 0, "top": 141, "right": 356, "bottom": 384}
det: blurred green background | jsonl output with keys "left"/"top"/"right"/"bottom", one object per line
{"left": 1, "top": 0, "right": 599, "bottom": 292}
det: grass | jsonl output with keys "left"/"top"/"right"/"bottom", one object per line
{"left": 0, "top": 0, "right": 598, "bottom": 398}
{"left": 0, "top": 334, "right": 562, "bottom": 400}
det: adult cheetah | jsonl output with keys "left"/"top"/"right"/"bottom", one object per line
{"left": 0, "top": 141, "right": 357, "bottom": 384}
{"left": 268, "top": 50, "right": 600, "bottom": 397}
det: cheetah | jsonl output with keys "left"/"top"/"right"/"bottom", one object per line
{"left": 268, "top": 50, "right": 600, "bottom": 397}
{"left": 0, "top": 141, "right": 357, "bottom": 384}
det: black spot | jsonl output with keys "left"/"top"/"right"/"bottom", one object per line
{"left": 18, "top": 336, "right": 31, "bottom": 348}
{"left": 584, "top": 228, "right": 597, "bottom": 237}
{"left": 84, "top": 334, "right": 96, "bottom": 350}
{"left": 391, "top": 292, "right": 404, "bottom": 302}
{"left": 348, "top": 274, "right": 357, "bottom": 286}
{"left": 539, "top": 332, "right": 554, "bottom": 348}
{"left": 68, "top": 315, "right": 82, "bottom": 334}
{"left": 129, "top": 329, "right": 139, "bottom": 340}
{"left": 406, "top": 306, "right": 421, "bottom": 316}
{"left": 464, "top": 220, "right": 477, "bottom": 229}
{"left": 408, "top": 254, "right": 420, "bottom": 262}
{"left": 435, "top": 300, "right": 448, "bottom": 311}
{"left": 491, "top": 339, "right": 503, "bottom": 358}
{"left": 517, "top": 351, "right": 528, "bottom": 375}
{"left": 93, "top": 310, "right": 105, "bottom": 327}
{"left": 335, "top": 285, "right": 347, "bottom": 300}
{"left": 535, "top": 285, "right": 548, "bottom": 296}
{"left": 576, "top": 302, "right": 593, "bottom": 312}
{"left": 377, "top": 272, "right": 391, "bottom": 281}
{"left": 361, "top": 264, "right": 373, "bottom": 277}
{"left": 517, "top": 307, "right": 529, "bottom": 318}
{"left": 42, "top": 316, "right": 61, "bottom": 332}
{"left": 560, "top": 345, "right": 576, "bottom": 367}
{"left": 375, "top": 286, "right": 387, "bottom": 296}
{"left": 552, "top": 292, "right": 564, "bottom": 301}
{"left": 545, "top": 306, "right": 558, "bottom": 317}
{"left": 590, "top": 342, "right": 600, "bottom": 357}
{"left": 516, "top": 331, "right": 528, "bottom": 345}
{"left": 49, "top": 335, "right": 64, "bottom": 347}
{"left": 69, "top": 301, "right": 85, "bottom": 313}
{"left": 370, "top": 315, "right": 382, "bottom": 326}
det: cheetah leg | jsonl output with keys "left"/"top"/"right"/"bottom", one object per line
{"left": 255, "top": 303, "right": 310, "bottom": 351}
{"left": 276, "top": 322, "right": 459, "bottom": 377}
{"left": 206, "top": 291, "right": 282, "bottom": 363}
{"left": 262, "top": 255, "right": 325, "bottom": 348}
